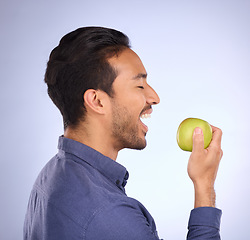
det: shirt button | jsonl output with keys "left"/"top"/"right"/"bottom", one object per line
{"left": 116, "top": 180, "right": 120, "bottom": 185}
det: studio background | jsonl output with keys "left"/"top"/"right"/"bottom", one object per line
{"left": 1, "top": 0, "right": 249, "bottom": 239}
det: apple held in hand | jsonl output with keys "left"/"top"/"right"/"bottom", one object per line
{"left": 177, "top": 118, "right": 212, "bottom": 151}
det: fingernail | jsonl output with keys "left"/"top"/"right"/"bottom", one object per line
{"left": 194, "top": 127, "right": 202, "bottom": 135}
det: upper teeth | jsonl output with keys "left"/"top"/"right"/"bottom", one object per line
{"left": 141, "top": 113, "right": 151, "bottom": 119}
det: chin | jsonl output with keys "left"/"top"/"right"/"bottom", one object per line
{"left": 127, "top": 138, "right": 147, "bottom": 150}
{"left": 115, "top": 129, "right": 147, "bottom": 151}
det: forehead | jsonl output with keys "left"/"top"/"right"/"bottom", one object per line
{"left": 108, "top": 48, "right": 147, "bottom": 78}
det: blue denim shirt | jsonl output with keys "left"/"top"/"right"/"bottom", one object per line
{"left": 24, "top": 136, "right": 222, "bottom": 239}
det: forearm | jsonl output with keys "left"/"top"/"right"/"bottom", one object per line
{"left": 193, "top": 183, "right": 216, "bottom": 208}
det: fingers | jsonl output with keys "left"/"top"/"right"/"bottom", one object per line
{"left": 209, "top": 125, "right": 223, "bottom": 149}
{"left": 192, "top": 127, "right": 204, "bottom": 152}
{"left": 207, "top": 125, "right": 223, "bottom": 161}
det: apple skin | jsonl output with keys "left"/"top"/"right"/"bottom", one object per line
{"left": 177, "top": 118, "right": 212, "bottom": 152}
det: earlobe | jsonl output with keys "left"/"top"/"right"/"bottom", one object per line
{"left": 83, "top": 89, "right": 106, "bottom": 114}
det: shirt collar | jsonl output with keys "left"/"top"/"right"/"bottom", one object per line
{"left": 57, "top": 136, "right": 129, "bottom": 191}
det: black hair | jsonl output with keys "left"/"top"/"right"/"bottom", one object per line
{"left": 44, "top": 27, "right": 130, "bottom": 129}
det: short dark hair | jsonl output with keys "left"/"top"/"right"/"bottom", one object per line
{"left": 44, "top": 27, "right": 130, "bottom": 129}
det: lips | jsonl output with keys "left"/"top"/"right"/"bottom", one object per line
{"left": 140, "top": 106, "right": 153, "bottom": 117}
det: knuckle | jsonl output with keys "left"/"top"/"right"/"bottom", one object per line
{"left": 214, "top": 126, "right": 222, "bottom": 133}
{"left": 220, "top": 149, "right": 223, "bottom": 159}
{"left": 218, "top": 128, "right": 223, "bottom": 136}
{"left": 211, "top": 145, "right": 222, "bottom": 156}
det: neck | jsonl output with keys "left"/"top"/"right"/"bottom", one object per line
{"left": 64, "top": 122, "right": 119, "bottom": 161}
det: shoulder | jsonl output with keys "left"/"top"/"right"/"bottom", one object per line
{"left": 31, "top": 154, "right": 122, "bottom": 224}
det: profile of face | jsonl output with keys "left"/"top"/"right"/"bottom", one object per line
{"left": 108, "top": 48, "right": 160, "bottom": 151}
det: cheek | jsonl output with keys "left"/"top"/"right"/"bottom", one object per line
{"left": 130, "top": 100, "right": 146, "bottom": 120}
{"left": 115, "top": 88, "right": 146, "bottom": 114}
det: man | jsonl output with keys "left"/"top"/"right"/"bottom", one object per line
{"left": 24, "top": 27, "right": 223, "bottom": 239}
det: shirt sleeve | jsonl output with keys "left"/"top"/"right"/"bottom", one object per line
{"left": 187, "top": 207, "right": 222, "bottom": 240}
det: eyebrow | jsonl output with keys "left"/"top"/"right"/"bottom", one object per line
{"left": 132, "top": 73, "right": 147, "bottom": 80}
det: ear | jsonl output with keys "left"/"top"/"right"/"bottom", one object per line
{"left": 83, "top": 89, "right": 109, "bottom": 115}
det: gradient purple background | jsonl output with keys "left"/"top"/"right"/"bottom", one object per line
{"left": 1, "top": 0, "right": 249, "bottom": 239}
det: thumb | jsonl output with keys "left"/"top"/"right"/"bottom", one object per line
{"left": 192, "top": 127, "right": 204, "bottom": 152}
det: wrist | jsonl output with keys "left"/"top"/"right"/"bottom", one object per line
{"left": 193, "top": 183, "right": 216, "bottom": 208}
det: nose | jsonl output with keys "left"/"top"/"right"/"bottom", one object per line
{"left": 146, "top": 84, "right": 160, "bottom": 105}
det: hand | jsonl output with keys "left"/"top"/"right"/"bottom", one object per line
{"left": 187, "top": 125, "right": 223, "bottom": 208}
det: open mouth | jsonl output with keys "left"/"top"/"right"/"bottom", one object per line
{"left": 139, "top": 108, "right": 152, "bottom": 133}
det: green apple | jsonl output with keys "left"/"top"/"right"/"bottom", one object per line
{"left": 177, "top": 118, "right": 212, "bottom": 151}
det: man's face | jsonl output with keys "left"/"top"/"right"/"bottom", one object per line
{"left": 108, "top": 48, "right": 160, "bottom": 151}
